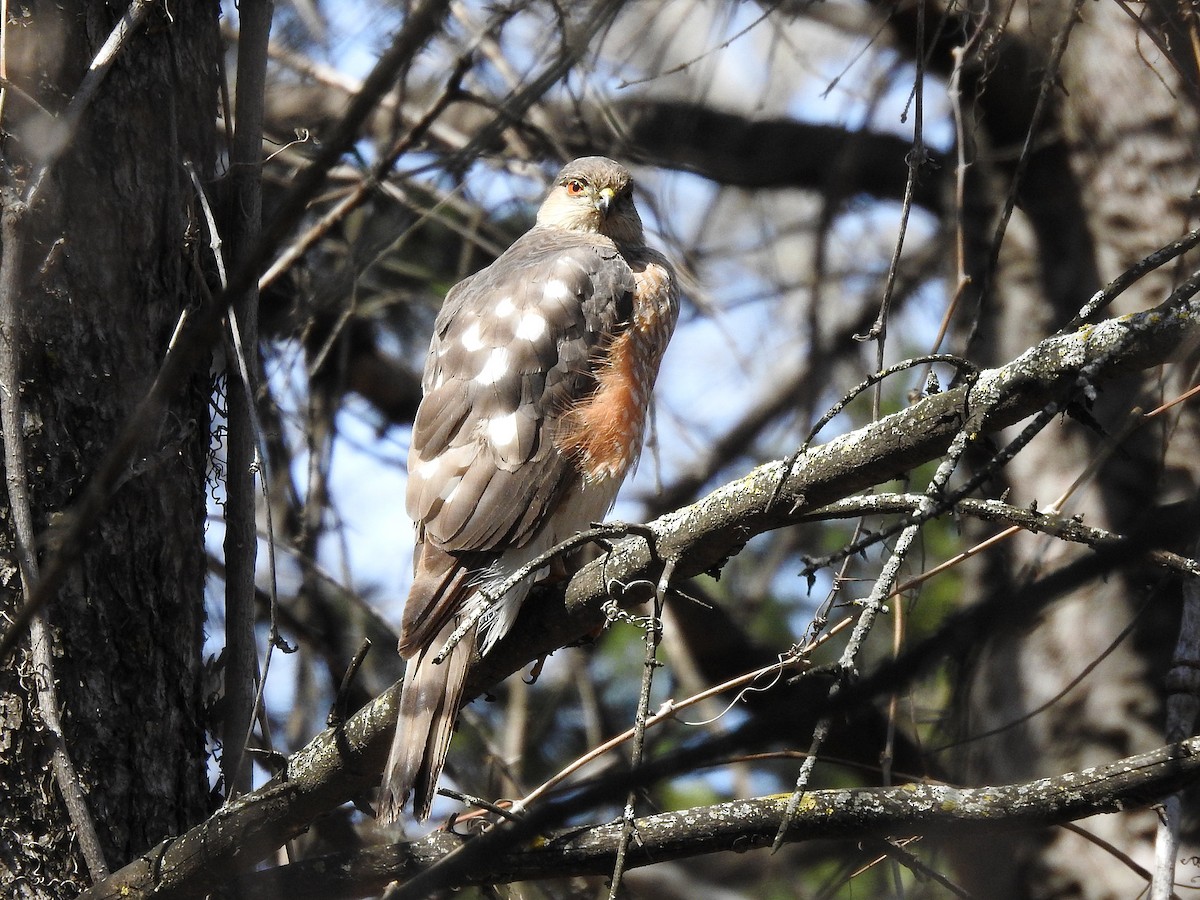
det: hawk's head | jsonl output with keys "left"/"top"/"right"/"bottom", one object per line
{"left": 536, "top": 156, "right": 645, "bottom": 245}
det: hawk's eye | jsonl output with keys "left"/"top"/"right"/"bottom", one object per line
{"left": 565, "top": 179, "right": 586, "bottom": 196}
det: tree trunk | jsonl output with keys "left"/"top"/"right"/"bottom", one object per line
{"left": 951, "top": 1, "right": 1200, "bottom": 895}
{"left": 0, "top": 3, "right": 219, "bottom": 894}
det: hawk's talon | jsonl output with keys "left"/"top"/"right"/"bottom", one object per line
{"left": 525, "top": 656, "right": 546, "bottom": 683}
{"left": 602, "top": 597, "right": 624, "bottom": 624}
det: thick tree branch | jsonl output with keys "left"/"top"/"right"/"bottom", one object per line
{"left": 579, "top": 100, "right": 945, "bottom": 212}
{"left": 238, "top": 736, "right": 1200, "bottom": 898}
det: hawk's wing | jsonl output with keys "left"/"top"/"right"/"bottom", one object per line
{"left": 401, "top": 227, "right": 634, "bottom": 651}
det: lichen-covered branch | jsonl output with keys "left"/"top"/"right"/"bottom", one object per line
{"left": 235, "top": 736, "right": 1200, "bottom": 898}
{"left": 806, "top": 493, "right": 1200, "bottom": 578}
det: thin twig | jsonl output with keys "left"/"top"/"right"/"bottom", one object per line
{"left": 803, "top": 493, "right": 1200, "bottom": 581}
{"left": 508, "top": 631, "right": 832, "bottom": 815}
{"left": 968, "top": 0, "right": 1087, "bottom": 342}
{"left": 183, "top": 160, "right": 227, "bottom": 285}
{"left": 863, "top": 838, "right": 975, "bottom": 899}
{"left": 855, "top": 0, "right": 927, "bottom": 420}
{"left": 440, "top": 788, "right": 525, "bottom": 825}
{"left": 769, "top": 354, "right": 975, "bottom": 510}
{"left": 916, "top": 12, "right": 989, "bottom": 391}
{"left": 932, "top": 596, "right": 1150, "bottom": 753}
{"left": 259, "top": 53, "right": 473, "bottom": 290}
{"left": 1143, "top": 382, "right": 1200, "bottom": 419}
{"left": 1063, "top": 821, "right": 1173, "bottom": 898}
{"left": 609, "top": 556, "right": 676, "bottom": 899}
{"left": 1061, "top": 226, "right": 1200, "bottom": 332}
{"left": 773, "top": 402, "right": 986, "bottom": 850}
{"left": 615, "top": 3, "right": 775, "bottom": 89}
{"left": 0, "top": 76, "right": 46, "bottom": 118}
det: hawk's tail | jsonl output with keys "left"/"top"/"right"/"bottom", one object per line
{"left": 377, "top": 620, "right": 475, "bottom": 823}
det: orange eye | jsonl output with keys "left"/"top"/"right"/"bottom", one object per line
{"left": 565, "top": 179, "right": 585, "bottom": 196}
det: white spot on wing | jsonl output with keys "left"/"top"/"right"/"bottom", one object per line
{"left": 475, "top": 348, "right": 509, "bottom": 385}
{"left": 494, "top": 297, "right": 515, "bottom": 317}
{"left": 485, "top": 412, "right": 519, "bottom": 447}
{"left": 515, "top": 312, "right": 547, "bottom": 341}
{"left": 438, "top": 474, "right": 462, "bottom": 502}
{"left": 543, "top": 279, "right": 573, "bottom": 302}
{"left": 460, "top": 321, "right": 485, "bottom": 351}
{"left": 412, "top": 456, "right": 442, "bottom": 482}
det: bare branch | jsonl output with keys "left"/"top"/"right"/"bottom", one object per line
{"left": 775, "top": 353, "right": 983, "bottom": 848}
{"left": 610, "top": 556, "right": 676, "bottom": 897}
{"left": 805, "top": 493, "right": 1200, "bottom": 579}
{"left": 236, "top": 736, "right": 1200, "bottom": 898}
{"left": 221, "top": 0, "right": 273, "bottom": 802}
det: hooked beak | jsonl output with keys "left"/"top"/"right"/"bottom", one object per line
{"left": 596, "top": 187, "right": 615, "bottom": 217}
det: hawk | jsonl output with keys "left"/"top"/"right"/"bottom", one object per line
{"left": 378, "top": 157, "right": 679, "bottom": 823}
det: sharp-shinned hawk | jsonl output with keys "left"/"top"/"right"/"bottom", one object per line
{"left": 378, "top": 157, "right": 679, "bottom": 823}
